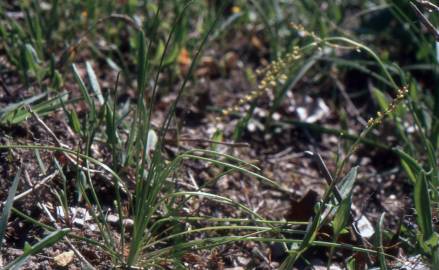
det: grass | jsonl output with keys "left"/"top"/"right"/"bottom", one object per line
{"left": 1, "top": 0, "right": 439, "bottom": 269}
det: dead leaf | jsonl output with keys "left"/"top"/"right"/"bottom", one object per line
{"left": 178, "top": 48, "right": 192, "bottom": 75}
{"left": 54, "top": 250, "right": 75, "bottom": 267}
{"left": 251, "top": 35, "right": 264, "bottom": 51}
{"left": 287, "top": 189, "right": 319, "bottom": 221}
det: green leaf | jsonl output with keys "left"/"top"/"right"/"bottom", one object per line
{"left": 23, "top": 242, "right": 31, "bottom": 253}
{"left": 338, "top": 166, "right": 357, "bottom": 200}
{"left": 371, "top": 87, "right": 389, "bottom": 112}
{"left": 346, "top": 256, "right": 356, "bottom": 270}
{"left": 1, "top": 92, "right": 70, "bottom": 125}
{"left": 426, "top": 233, "right": 439, "bottom": 248}
{"left": 136, "top": 31, "right": 147, "bottom": 95}
{"left": 24, "top": 43, "right": 45, "bottom": 83}
{"left": 0, "top": 169, "right": 22, "bottom": 249}
{"left": 333, "top": 195, "right": 351, "bottom": 236}
{"left": 72, "top": 64, "right": 95, "bottom": 118}
{"left": 394, "top": 147, "right": 423, "bottom": 176}
{"left": 105, "top": 104, "right": 117, "bottom": 145}
{"left": 401, "top": 159, "right": 416, "bottom": 184}
{"left": 425, "top": 140, "right": 439, "bottom": 186}
{"left": 0, "top": 93, "right": 46, "bottom": 123}
{"left": 106, "top": 58, "right": 121, "bottom": 72}
{"left": 414, "top": 172, "right": 434, "bottom": 247}
{"left": 210, "top": 129, "right": 223, "bottom": 152}
{"left": 68, "top": 109, "right": 81, "bottom": 134}
{"left": 376, "top": 213, "right": 387, "bottom": 270}
{"left": 86, "top": 61, "right": 104, "bottom": 105}
{"left": 4, "top": 229, "right": 69, "bottom": 270}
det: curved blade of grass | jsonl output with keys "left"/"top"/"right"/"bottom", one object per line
{"left": 0, "top": 92, "right": 70, "bottom": 125}
{"left": 145, "top": 225, "right": 287, "bottom": 248}
{"left": 323, "top": 36, "right": 399, "bottom": 90}
{"left": 4, "top": 228, "right": 70, "bottom": 270}
{"left": 146, "top": 235, "right": 398, "bottom": 262}
{"left": 179, "top": 154, "right": 286, "bottom": 192}
{"left": 150, "top": 216, "right": 308, "bottom": 229}
{"left": 393, "top": 147, "right": 423, "bottom": 184}
{"left": 0, "top": 144, "right": 127, "bottom": 194}
{"left": 169, "top": 191, "right": 264, "bottom": 220}
{"left": 279, "top": 120, "right": 390, "bottom": 150}
{"left": 0, "top": 92, "right": 46, "bottom": 118}
{"left": 11, "top": 207, "right": 119, "bottom": 259}
{"left": 321, "top": 57, "right": 395, "bottom": 89}
{"left": 181, "top": 148, "right": 261, "bottom": 171}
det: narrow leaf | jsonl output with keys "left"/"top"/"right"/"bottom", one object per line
{"left": 86, "top": 61, "right": 104, "bottom": 105}
{"left": 371, "top": 87, "right": 389, "bottom": 112}
{"left": 376, "top": 213, "right": 387, "bottom": 270}
{"left": 72, "top": 64, "right": 95, "bottom": 117}
{"left": 414, "top": 172, "right": 433, "bottom": 244}
{"left": 338, "top": 166, "right": 357, "bottom": 200}
{"left": 0, "top": 169, "right": 22, "bottom": 249}
{"left": 333, "top": 195, "right": 352, "bottom": 236}
{"left": 4, "top": 229, "right": 69, "bottom": 270}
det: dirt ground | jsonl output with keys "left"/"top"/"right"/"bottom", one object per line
{"left": 0, "top": 10, "right": 416, "bottom": 270}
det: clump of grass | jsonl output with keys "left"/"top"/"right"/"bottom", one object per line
{"left": 3, "top": 1, "right": 439, "bottom": 269}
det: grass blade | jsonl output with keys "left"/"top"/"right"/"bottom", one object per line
{"left": 86, "top": 61, "right": 104, "bottom": 105}
{"left": 0, "top": 168, "right": 22, "bottom": 249}
{"left": 376, "top": 213, "right": 388, "bottom": 270}
{"left": 414, "top": 172, "right": 434, "bottom": 250}
{"left": 4, "top": 228, "right": 70, "bottom": 270}
{"left": 72, "top": 63, "right": 95, "bottom": 118}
